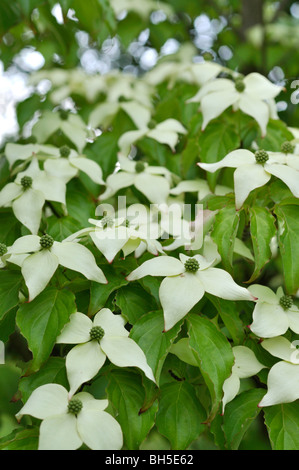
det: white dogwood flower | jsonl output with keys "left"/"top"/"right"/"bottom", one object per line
{"left": 16, "top": 384, "right": 123, "bottom": 450}
{"left": 126, "top": 253, "right": 256, "bottom": 331}
{"left": 118, "top": 119, "right": 187, "bottom": 154}
{"left": 89, "top": 99, "right": 152, "bottom": 130}
{"left": 56, "top": 309, "right": 156, "bottom": 395}
{"left": 145, "top": 60, "right": 223, "bottom": 88}
{"left": 258, "top": 337, "right": 299, "bottom": 407}
{"left": 8, "top": 234, "right": 107, "bottom": 301}
{"left": 0, "top": 158, "right": 67, "bottom": 234}
{"left": 248, "top": 285, "right": 299, "bottom": 338}
{"left": 32, "top": 110, "right": 88, "bottom": 153}
{"left": 187, "top": 72, "right": 283, "bottom": 136}
{"left": 65, "top": 208, "right": 163, "bottom": 264}
{"left": 197, "top": 148, "right": 299, "bottom": 209}
{"left": 99, "top": 153, "right": 172, "bottom": 204}
{"left": 222, "top": 346, "right": 266, "bottom": 413}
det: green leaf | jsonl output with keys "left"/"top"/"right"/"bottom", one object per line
{"left": 106, "top": 369, "right": 158, "bottom": 450}
{"left": 0, "top": 428, "right": 39, "bottom": 450}
{"left": 187, "top": 314, "right": 234, "bottom": 419}
{"left": 19, "top": 357, "right": 68, "bottom": 403}
{"left": 130, "top": 310, "right": 182, "bottom": 384}
{"left": 88, "top": 265, "right": 129, "bottom": 316}
{"left": 0, "top": 270, "right": 23, "bottom": 322}
{"left": 264, "top": 402, "right": 299, "bottom": 450}
{"left": 207, "top": 296, "right": 245, "bottom": 344}
{"left": 0, "top": 211, "right": 21, "bottom": 245}
{"left": 46, "top": 216, "right": 81, "bottom": 242}
{"left": 115, "top": 283, "right": 158, "bottom": 324}
{"left": 211, "top": 205, "right": 240, "bottom": 273}
{"left": 156, "top": 381, "right": 206, "bottom": 450}
{"left": 247, "top": 206, "right": 276, "bottom": 283}
{"left": 16, "top": 287, "right": 76, "bottom": 371}
{"left": 223, "top": 388, "right": 265, "bottom": 450}
{"left": 197, "top": 120, "right": 240, "bottom": 190}
{"left": 274, "top": 201, "right": 299, "bottom": 294}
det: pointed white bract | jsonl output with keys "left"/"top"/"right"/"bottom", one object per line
{"left": 197, "top": 149, "right": 299, "bottom": 209}
{"left": 16, "top": 384, "right": 123, "bottom": 450}
{"left": 56, "top": 308, "right": 156, "bottom": 395}
{"left": 259, "top": 337, "right": 299, "bottom": 407}
{"left": 249, "top": 285, "right": 299, "bottom": 338}
{"left": 118, "top": 119, "right": 187, "bottom": 155}
{"left": 7, "top": 235, "right": 107, "bottom": 301}
{"left": 127, "top": 253, "right": 256, "bottom": 331}
{"left": 187, "top": 72, "right": 283, "bottom": 136}
{"left": 0, "top": 158, "right": 67, "bottom": 233}
{"left": 222, "top": 346, "right": 266, "bottom": 413}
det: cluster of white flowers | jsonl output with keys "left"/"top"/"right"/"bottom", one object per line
{"left": 4, "top": 50, "right": 299, "bottom": 449}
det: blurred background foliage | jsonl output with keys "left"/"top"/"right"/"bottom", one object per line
{"left": 0, "top": 0, "right": 298, "bottom": 451}
{"left": 0, "top": 0, "right": 299, "bottom": 147}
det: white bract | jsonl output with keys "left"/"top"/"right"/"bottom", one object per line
{"left": 7, "top": 234, "right": 107, "bottom": 301}
{"left": 222, "top": 346, "right": 266, "bottom": 413}
{"left": 145, "top": 60, "right": 223, "bottom": 88}
{"left": 16, "top": 384, "right": 123, "bottom": 450}
{"left": 89, "top": 100, "right": 152, "bottom": 130}
{"left": 65, "top": 208, "right": 163, "bottom": 264}
{"left": 32, "top": 110, "right": 89, "bottom": 153}
{"left": 99, "top": 153, "right": 172, "bottom": 204}
{"left": 259, "top": 337, "right": 299, "bottom": 407}
{"left": 56, "top": 308, "right": 155, "bottom": 395}
{"left": 0, "top": 158, "right": 67, "bottom": 234}
{"left": 248, "top": 285, "right": 299, "bottom": 338}
{"left": 187, "top": 72, "right": 283, "bottom": 136}
{"left": 126, "top": 253, "right": 256, "bottom": 331}
{"left": 118, "top": 119, "right": 187, "bottom": 155}
{"left": 197, "top": 149, "right": 299, "bottom": 209}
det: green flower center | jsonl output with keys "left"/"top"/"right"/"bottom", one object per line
{"left": 59, "top": 109, "right": 69, "bottom": 120}
{"left": 40, "top": 234, "right": 54, "bottom": 249}
{"left": 0, "top": 243, "right": 7, "bottom": 256}
{"left": 281, "top": 141, "right": 295, "bottom": 154}
{"left": 135, "top": 161, "right": 145, "bottom": 173}
{"left": 125, "top": 219, "right": 130, "bottom": 227}
{"left": 255, "top": 149, "right": 269, "bottom": 164}
{"left": 60, "top": 145, "right": 71, "bottom": 157}
{"left": 90, "top": 326, "right": 105, "bottom": 342}
{"left": 147, "top": 120, "right": 157, "bottom": 130}
{"left": 279, "top": 295, "right": 293, "bottom": 310}
{"left": 202, "top": 52, "right": 213, "bottom": 61}
{"left": 20, "top": 175, "right": 33, "bottom": 189}
{"left": 101, "top": 215, "right": 114, "bottom": 228}
{"left": 235, "top": 79, "right": 246, "bottom": 93}
{"left": 184, "top": 258, "right": 200, "bottom": 273}
{"left": 68, "top": 398, "right": 83, "bottom": 415}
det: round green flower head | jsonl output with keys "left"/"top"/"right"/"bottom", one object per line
{"left": 90, "top": 326, "right": 105, "bottom": 342}
{"left": 59, "top": 109, "right": 69, "bottom": 120}
{"left": 184, "top": 258, "right": 200, "bottom": 273}
{"left": 101, "top": 215, "right": 114, "bottom": 228}
{"left": 135, "top": 161, "right": 145, "bottom": 173}
{"left": 235, "top": 79, "right": 246, "bottom": 93}
{"left": 203, "top": 51, "right": 213, "bottom": 61}
{"left": 40, "top": 234, "right": 54, "bottom": 249}
{"left": 68, "top": 397, "right": 83, "bottom": 415}
{"left": 147, "top": 119, "right": 157, "bottom": 130}
{"left": 20, "top": 175, "right": 33, "bottom": 189}
{"left": 279, "top": 295, "right": 293, "bottom": 310}
{"left": 125, "top": 219, "right": 130, "bottom": 227}
{"left": 255, "top": 149, "right": 269, "bottom": 164}
{"left": 281, "top": 141, "right": 295, "bottom": 154}
{"left": 0, "top": 243, "right": 7, "bottom": 256}
{"left": 60, "top": 145, "right": 71, "bottom": 157}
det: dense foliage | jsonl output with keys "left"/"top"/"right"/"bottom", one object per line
{"left": 1, "top": 0, "right": 299, "bottom": 451}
